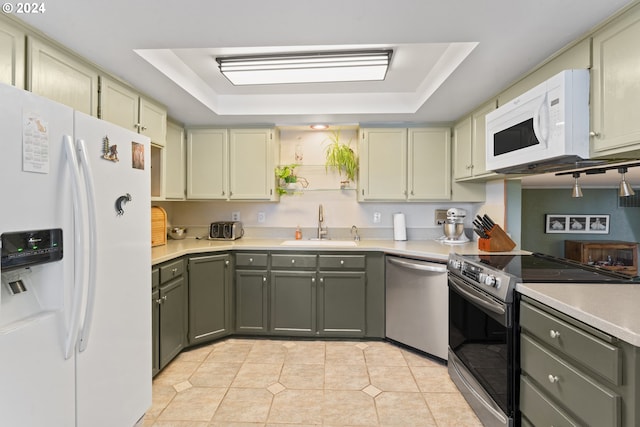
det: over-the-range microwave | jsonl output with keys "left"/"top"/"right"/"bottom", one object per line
{"left": 485, "top": 69, "right": 591, "bottom": 174}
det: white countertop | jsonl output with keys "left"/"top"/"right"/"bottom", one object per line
{"left": 151, "top": 238, "right": 525, "bottom": 265}
{"left": 517, "top": 282, "right": 640, "bottom": 347}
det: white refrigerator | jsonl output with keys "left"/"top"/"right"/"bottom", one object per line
{"left": 0, "top": 83, "right": 151, "bottom": 426}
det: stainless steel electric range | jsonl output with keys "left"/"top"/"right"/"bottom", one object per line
{"left": 446, "top": 252, "right": 635, "bottom": 427}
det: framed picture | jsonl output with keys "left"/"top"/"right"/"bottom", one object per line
{"left": 545, "top": 214, "right": 610, "bottom": 234}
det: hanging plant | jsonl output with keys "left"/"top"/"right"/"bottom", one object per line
{"left": 324, "top": 130, "right": 358, "bottom": 185}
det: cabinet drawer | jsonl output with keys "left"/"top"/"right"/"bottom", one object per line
{"left": 236, "top": 253, "right": 268, "bottom": 268}
{"left": 520, "top": 375, "right": 579, "bottom": 427}
{"left": 271, "top": 254, "right": 317, "bottom": 269}
{"left": 319, "top": 255, "right": 366, "bottom": 269}
{"left": 520, "top": 334, "right": 620, "bottom": 427}
{"left": 152, "top": 268, "right": 159, "bottom": 290}
{"left": 520, "top": 300, "right": 620, "bottom": 384}
{"left": 160, "top": 259, "right": 184, "bottom": 284}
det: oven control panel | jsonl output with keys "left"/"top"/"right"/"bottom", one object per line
{"left": 448, "top": 253, "right": 515, "bottom": 302}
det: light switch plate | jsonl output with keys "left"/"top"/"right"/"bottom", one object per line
{"left": 257, "top": 212, "right": 266, "bottom": 223}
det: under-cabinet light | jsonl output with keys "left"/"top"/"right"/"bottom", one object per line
{"left": 216, "top": 50, "right": 393, "bottom": 86}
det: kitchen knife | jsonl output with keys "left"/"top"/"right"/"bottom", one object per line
{"left": 484, "top": 214, "right": 496, "bottom": 228}
{"left": 473, "top": 227, "right": 489, "bottom": 239}
{"left": 475, "top": 215, "right": 488, "bottom": 230}
{"left": 479, "top": 215, "right": 493, "bottom": 231}
{"left": 472, "top": 219, "right": 484, "bottom": 230}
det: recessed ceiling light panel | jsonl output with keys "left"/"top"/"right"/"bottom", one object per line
{"left": 216, "top": 50, "right": 392, "bottom": 86}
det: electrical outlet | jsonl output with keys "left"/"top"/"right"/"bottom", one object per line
{"left": 257, "top": 212, "right": 266, "bottom": 223}
{"left": 373, "top": 212, "right": 381, "bottom": 223}
{"left": 435, "top": 209, "right": 447, "bottom": 225}
{"left": 231, "top": 211, "right": 240, "bottom": 221}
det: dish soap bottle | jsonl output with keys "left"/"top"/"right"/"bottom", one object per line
{"left": 295, "top": 226, "right": 302, "bottom": 240}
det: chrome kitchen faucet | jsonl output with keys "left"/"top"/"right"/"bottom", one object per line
{"left": 317, "top": 204, "right": 328, "bottom": 239}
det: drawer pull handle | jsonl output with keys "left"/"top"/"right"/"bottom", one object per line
{"left": 548, "top": 374, "right": 559, "bottom": 384}
{"left": 171, "top": 268, "right": 178, "bottom": 274}
{"left": 549, "top": 330, "right": 561, "bottom": 339}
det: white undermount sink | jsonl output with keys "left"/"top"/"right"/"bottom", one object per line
{"left": 280, "top": 240, "right": 358, "bottom": 247}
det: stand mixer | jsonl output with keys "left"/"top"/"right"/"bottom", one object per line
{"left": 441, "top": 208, "right": 470, "bottom": 244}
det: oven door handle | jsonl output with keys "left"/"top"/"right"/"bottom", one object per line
{"left": 449, "top": 277, "right": 506, "bottom": 316}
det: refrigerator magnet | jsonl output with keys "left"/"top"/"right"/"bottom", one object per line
{"left": 101, "top": 135, "right": 119, "bottom": 162}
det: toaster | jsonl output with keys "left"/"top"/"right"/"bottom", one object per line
{"left": 209, "top": 221, "right": 244, "bottom": 240}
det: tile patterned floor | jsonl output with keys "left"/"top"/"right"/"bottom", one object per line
{"left": 143, "top": 338, "right": 482, "bottom": 427}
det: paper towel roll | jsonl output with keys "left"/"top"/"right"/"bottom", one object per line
{"left": 393, "top": 213, "right": 407, "bottom": 241}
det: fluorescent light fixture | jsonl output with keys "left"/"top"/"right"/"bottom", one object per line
{"left": 216, "top": 50, "right": 393, "bottom": 86}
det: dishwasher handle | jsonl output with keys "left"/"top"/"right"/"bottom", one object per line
{"left": 387, "top": 257, "right": 447, "bottom": 274}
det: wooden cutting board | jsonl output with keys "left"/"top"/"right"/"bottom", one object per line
{"left": 151, "top": 206, "right": 167, "bottom": 247}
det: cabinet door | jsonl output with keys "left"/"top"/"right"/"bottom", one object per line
{"left": 408, "top": 128, "right": 451, "bottom": 200}
{"left": 151, "top": 288, "right": 160, "bottom": 376}
{"left": 165, "top": 121, "right": 186, "bottom": 200}
{"left": 27, "top": 37, "right": 98, "bottom": 116}
{"left": 235, "top": 270, "right": 269, "bottom": 334}
{"left": 453, "top": 117, "right": 473, "bottom": 180}
{"left": 471, "top": 101, "right": 496, "bottom": 178}
{"left": 270, "top": 271, "right": 316, "bottom": 335}
{"left": 159, "top": 276, "right": 186, "bottom": 370}
{"left": 358, "top": 128, "right": 407, "bottom": 201}
{"left": 318, "top": 271, "right": 366, "bottom": 336}
{"left": 188, "top": 254, "right": 231, "bottom": 345}
{"left": 591, "top": 3, "right": 640, "bottom": 156}
{"left": 139, "top": 96, "right": 167, "bottom": 147}
{"left": 0, "top": 20, "right": 25, "bottom": 88}
{"left": 229, "top": 129, "right": 275, "bottom": 200}
{"left": 186, "top": 129, "right": 228, "bottom": 199}
{"left": 98, "top": 76, "right": 139, "bottom": 132}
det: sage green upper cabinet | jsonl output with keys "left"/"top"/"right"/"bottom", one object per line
{"left": 186, "top": 128, "right": 228, "bottom": 199}
{"left": 99, "top": 76, "right": 167, "bottom": 146}
{"left": 27, "top": 37, "right": 98, "bottom": 116}
{"left": 359, "top": 128, "right": 453, "bottom": 201}
{"left": 453, "top": 101, "right": 497, "bottom": 181}
{"left": 229, "top": 128, "right": 278, "bottom": 200}
{"left": 358, "top": 128, "right": 408, "bottom": 201}
{"left": 165, "top": 120, "right": 186, "bottom": 200}
{"left": 591, "top": 3, "right": 640, "bottom": 157}
{"left": 0, "top": 18, "right": 25, "bottom": 88}
{"left": 186, "top": 128, "right": 279, "bottom": 201}
{"left": 408, "top": 127, "right": 451, "bottom": 200}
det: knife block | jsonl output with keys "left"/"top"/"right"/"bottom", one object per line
{"left": 478, "top": 224, "right": 516, "bottom": 252}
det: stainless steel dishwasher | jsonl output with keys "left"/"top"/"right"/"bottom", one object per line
{"left": 385, "top": 255, "right": 448, "bottom": 360}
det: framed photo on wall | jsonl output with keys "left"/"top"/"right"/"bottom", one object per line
{"left": 545, "top": 214, "right": 610, "bottom": 234}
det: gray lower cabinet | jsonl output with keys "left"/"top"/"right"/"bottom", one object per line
{"left": 187, "top": 253, "right": 232, "bottom": 345}
{"left": 318, "top": 271, "right": 366, "bottom": 336}
{"left": 153, "top": 258, "right": 187, "bottom": 374}
{"left": 270, "top": 270, "right": 317, "bottom": 335}
{"left": 518, "top": 296, "right": 640, "bottom": 427}
{"left": 235, "top": 252, "right": 269, "bottom": 334}
{"left": 235, "top": 269, "right": 269, "bottom": 334}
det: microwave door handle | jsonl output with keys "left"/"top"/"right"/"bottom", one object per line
{"left": 534, "top": 94, "right": 550, "bottom": 145}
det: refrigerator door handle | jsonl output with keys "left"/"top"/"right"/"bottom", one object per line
{"left": 76, "top": 138, "right": 99, "bottom": 353}
{"left": 63, "top": 135, "right": 86, "bottom": 360}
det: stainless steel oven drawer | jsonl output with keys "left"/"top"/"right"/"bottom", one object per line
{"left": 520, "top": 334, "right": 620, "bottom": 427}
{"left": 520, "top": 300, "right": 620, "bottom": 385}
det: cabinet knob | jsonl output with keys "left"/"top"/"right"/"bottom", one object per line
{"left": 311, "top": 277, "right": 315, "bottom": 283}
{"left": 140, "top": 125, "right": 148, "bottom": 131}
{"left": 320, "top": 277, "right": 324, "bottom": 283}
{"left": 340, "top": 260, "right": 345, "bottom": 265}
{"left": 589, "top": 131, "right": 601, "bottom": 138}
{"left": 162, "top": 295, "right": 168, "bottom": 301}
{"left": 548, "top": 374, "right": 559, "bottom": 384}
{"left": 291, "top": 259, "right": 296, "bottom": 264}
{"left": 249, "top": 258, "right": 253, "bottom": 263}
{"left": 263, "top": 276, "right": 267, "bottom": 282}
{"left": 225, "top": 260, "right": 230, "bottom": 266}
{"left": 156, "top": 298, "right": 162, "bottom": 305}
{"left": 171, "top": 268, "right": 178, "bottom": 274}
{"left": 549, "top": 330, "right": 561, "bottom": 339}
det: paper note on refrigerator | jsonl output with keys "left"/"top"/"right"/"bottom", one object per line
{"left": 22, "top": 111, "right": 49, "bottom": 174}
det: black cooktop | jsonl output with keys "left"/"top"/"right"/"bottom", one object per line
{"left": 462, "top": 253, "right": 637, "bottom": 283}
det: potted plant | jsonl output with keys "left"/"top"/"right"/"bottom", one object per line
{"left": 324, "top": 130, "right": 358, "bottom": 188}
{"left": 275, "top": 164, "right": 308, "bottom": 195}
